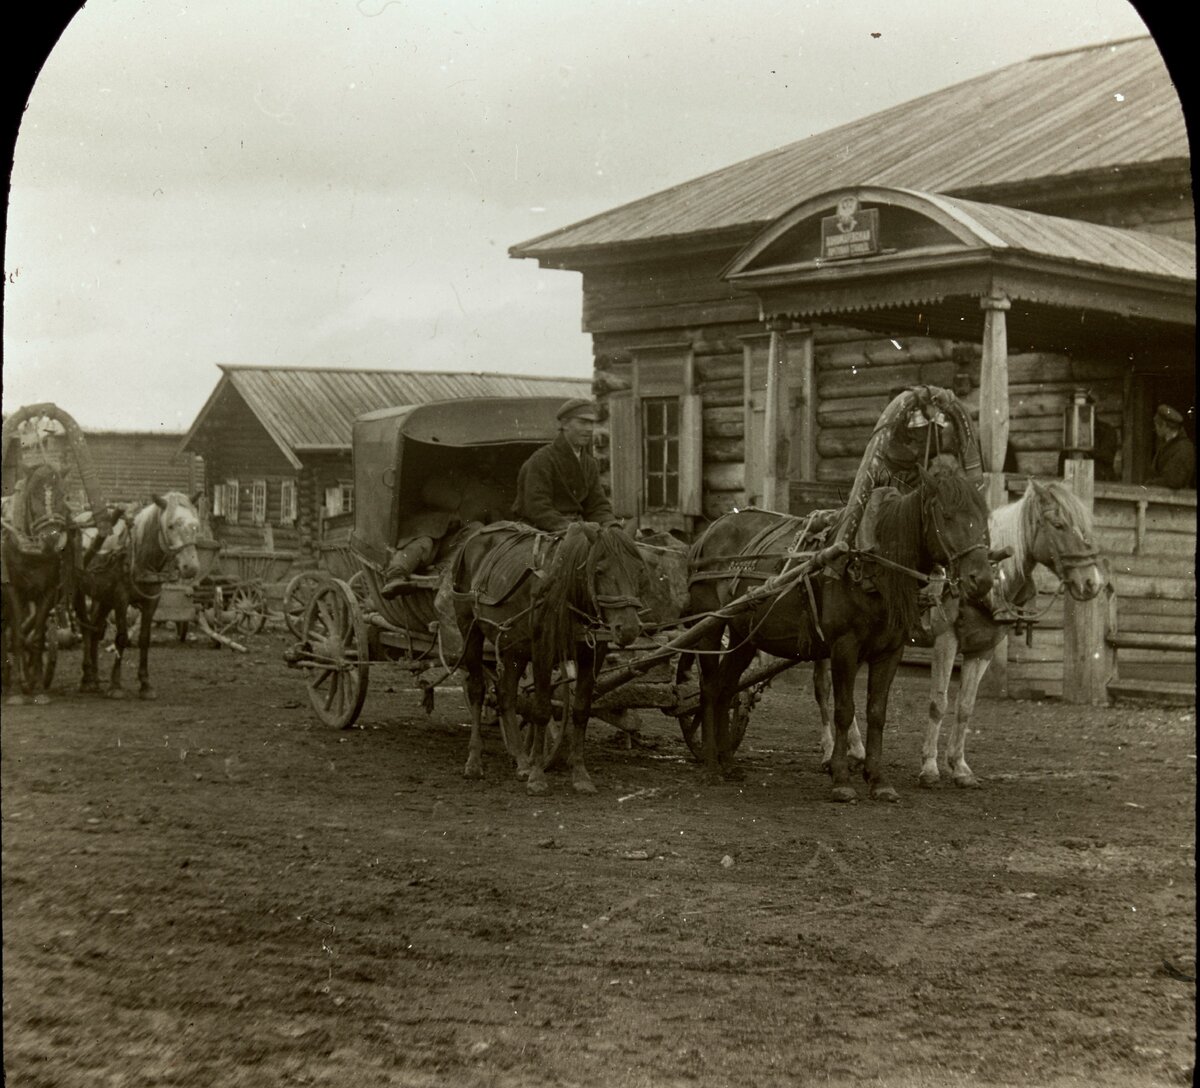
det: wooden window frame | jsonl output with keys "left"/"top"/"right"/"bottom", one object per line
{"left": 250, "top": 479, "right": 268, "bottom": 526}
{"left": 279, "top": 479, "right": 298, "bottom": 526}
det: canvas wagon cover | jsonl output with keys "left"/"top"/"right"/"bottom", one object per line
{"left": 351, "top": 396, "right": 570, "bottom": 567}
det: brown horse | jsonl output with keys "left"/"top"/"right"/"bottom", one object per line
{"left": 452, "top": 521, "right": 646, "bottom": 794}
{"left": 76, "top": 492, "right": 201, "bottom": 699}
{"left": 1, "top": 463, "right": 72, "bottom": 704}
{"left": 686, "top": 463, "right": 993, "bottom": 802}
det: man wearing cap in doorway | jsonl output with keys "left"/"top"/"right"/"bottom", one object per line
{"left": 1146, "top": 404, "right": 1195, "bottom": 489}
{"left": 511, "top": 398, "right": 621, "bottom": 531}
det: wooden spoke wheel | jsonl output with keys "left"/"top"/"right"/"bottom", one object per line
{"left": 301, "top": 578, "right": 369, "bottom": 729}
{"left": 283, "top": 571, "right": 325, "bottom": 638}
{"left": 207, "top": 583, "right": 268, "bottom": 638}
{"left": 347, "top": 569, "right": 369, "bottom": 608}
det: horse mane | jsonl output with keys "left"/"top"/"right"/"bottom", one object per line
{"left": 994, "top": 478, "right": 1095, "bottom": 587}
{"left": 131, "top": 492, "right": 199, "bottom": 577}
{"left": 538, "top": 524, "right": 596, "bottom": 665}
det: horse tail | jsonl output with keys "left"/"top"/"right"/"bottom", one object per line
{"left": 538, "top": 525, "right": 594, "bottom": 665}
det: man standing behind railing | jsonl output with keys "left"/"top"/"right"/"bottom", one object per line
{"left": 1145, "top": 404, "right": 1195, "bottom": 490}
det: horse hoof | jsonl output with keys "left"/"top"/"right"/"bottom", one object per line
{"left": 107, "top": 688, "right": 128, "bottom": 700}
{"left": 32, "top": 694, "right": 51, "bottom": 706}
{"left": 952, "top": 775, "right": 981, "bottom": 789}
{"left": 917, "top": 772, "right": 940, "bottom": 789}
{"left": 819, "top": 758, "right": 832, "bottom": 775}
{"left": 138, "top": 688, "right": 157, "bottom": 701}
{"left": 871, "top": 785, "right": 901, "bottom": 803}
{"left": 830, "top": 786, "right": 858, "bottom": 804}
{"left": 701, "top": 769, "right": 725, "bottom": 787}
{"left": 848, "top": 756, "right": 865, "bottom": 774}
{"left": 721, "top": 764, "right": 746, "bottom": 782}
{"left": 572, "top": 775, "right": 597, "bottom": 795}
{"left": 463, "top": 760, "right": 484, "bottom": 780}
{"left": 526, "top": 778, "right": 550, "bottom": 796}
{"left": 6, "top": 694, "right": 28, "bottom": 706}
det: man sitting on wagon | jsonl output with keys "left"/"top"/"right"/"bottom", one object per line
{"left": 511, "top": 398, "right": 622, "bottom": 531}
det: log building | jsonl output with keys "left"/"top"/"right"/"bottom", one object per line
{"left": 511, "top": 37, "right": 1195, "bottom": 702}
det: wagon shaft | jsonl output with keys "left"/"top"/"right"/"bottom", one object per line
{"left": 593, "top": 538, "right": 848, "bottom": 698}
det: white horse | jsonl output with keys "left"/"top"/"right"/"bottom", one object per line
{"left": 814, "top": 478, "right": 1105, "bottom": 787}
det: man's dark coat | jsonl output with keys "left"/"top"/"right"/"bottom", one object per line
{"left": 512, "top": 434, "right": 615, "bottom": 531}
{"left": 1147, "top": 433, "right": 1196, "bottom": 489}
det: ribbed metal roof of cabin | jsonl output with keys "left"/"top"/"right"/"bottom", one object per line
{"left": 511, "top": 36, "right": 1188, "bottom": 261}
{"left": 927, "top": 191, "right": 1196, "bottom": 281}
{"left": 182, "top": 366, "right": 590, "bottom": 463}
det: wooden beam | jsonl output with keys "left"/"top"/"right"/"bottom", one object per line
{"left": 979, "top": 292, "right": 1011, "bottom": 512}
{"left": 763, "top": 319, "right": 790, "bottom": 512}
{"left": 1061, "top": 458, "right": 1114, "bottom": 706}
{"left": 792, "top": 328, "right": 816, "bottom": 483}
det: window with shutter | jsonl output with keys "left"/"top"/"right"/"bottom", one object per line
{"left": 211, "top": 483, "right": 226, "bottom": 518}
{"left": 225, "top": 478, "right": 240, "bottom": 524}
{"left": 324, "top": 486, "right": 342, "bottom": 517}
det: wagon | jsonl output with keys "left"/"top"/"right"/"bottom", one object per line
{"left": 281, "top": 396, "right": 848, "bottom": 761}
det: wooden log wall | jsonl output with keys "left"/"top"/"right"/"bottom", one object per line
{"left": 814, "top": 340, "right": 1127, "bottom": 482}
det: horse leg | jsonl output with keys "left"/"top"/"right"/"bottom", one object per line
{"left": 461, "top": 624, "right": 488, "bottom": 780}
{"left": 524, "top": 654, "right": 554, "bottom": 796}
{"left": 4, "top": 586, "right": 29, "bottom": 705}
{"left": 494, "top": 646, "right": 532, "bottom": 780}
{"left": 920, "top": 630, "right": 959, "bottom": 787}
{"left": 815, "top": 658, "right": 864, "bottom": 774}
{"left": 863, "top": 648, "right": 903, "bottom": 803}
{"left": 137, "top": 602, "right": 157, "bottom": 699}
{"left": 828, "top": 640, "right": 862, "bottom": 802}
{"left": 566, "top": 644, "right": 601, "bottom": 794}
{"left": 713, "top": 639, "right": 757, "bottom": 780}
{"left": 694, "top": 621, "right": 729, "bottom": 783}
{"left": 107, "top": 602, "right": 129, "bottom": 699}
{"left": 946, "top": 650, "right": 992, "bottom": 788}
{"left": 26, "top": 596, "right": 55, "bottom": 704}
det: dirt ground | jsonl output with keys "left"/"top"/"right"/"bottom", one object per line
{"left": 2, "top": 623, "right": 1195, "bottom": 1088}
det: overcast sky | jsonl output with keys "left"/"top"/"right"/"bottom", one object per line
{"left": 2, "top": 0, "right": 1166, "bottom": 432}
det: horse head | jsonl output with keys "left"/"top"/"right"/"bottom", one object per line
{"left": 1027, "top": 480, "right": 1105, "bottom": 601}
{"left": 586, "top": 524, "right": 646, "bottom": 648}
{"left": 19, "top": 463, "right": 70, "bottom": 556}
{"left": 146, "top": 492, "right": 202, "bottom": 580}
{"left": 917, "top": 462, "right": 993, "bottom": 603}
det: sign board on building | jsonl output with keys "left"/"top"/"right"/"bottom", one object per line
{"left": 820, "top": 197, "right": 880, "bottom": 261}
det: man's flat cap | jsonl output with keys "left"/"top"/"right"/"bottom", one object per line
{"left": 1157, "top": 404, "right": 1184, "bottom": 425}
{"left": 557, "top": 398, "right": 599, "bottom": 422}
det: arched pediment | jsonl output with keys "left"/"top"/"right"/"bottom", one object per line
{"left": 724, "top": 187, "right": 991, "bottom": 280}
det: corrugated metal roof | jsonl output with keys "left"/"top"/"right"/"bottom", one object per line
{"left": 513, "top": 37, "right": 1187, "bottom": 259}
{"left": 186, "top": 367, "right": 590, "bottom": 460}
{"left": 925, "top": 191, "right": 1196, "bottom": 281}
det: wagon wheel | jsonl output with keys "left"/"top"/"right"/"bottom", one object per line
{"left": 347, "top": 569, "right": 369, "bottom": 608}
{"left": 206, "top": 583, "right": 268, "bottom": 637}
{"left": 674, "top": 649, "right": 753, "bottom": 761}
{"left": 283, "top": 571, "right": 325, "bottom": 638}
{"left": 302, "top": 578, "right": 369, "bottom": 729}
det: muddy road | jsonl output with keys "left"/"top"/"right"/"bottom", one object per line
{"left": 2, "top": 628, "right": 1195, "bottom": 1087}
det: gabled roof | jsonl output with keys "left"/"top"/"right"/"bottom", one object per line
{"left": 511, "top": 36, "right": 1188, "bottom": 263}
{"left": 181, "top": 366, "right": 591, "bottom": 467}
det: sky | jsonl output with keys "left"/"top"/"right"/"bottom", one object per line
{"left": 1, "top": 0, "right": 1167, "bottom": 432}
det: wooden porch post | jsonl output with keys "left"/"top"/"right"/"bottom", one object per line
{"left": 978, "top": 292, "right": 1011, "bottom": 697}
{"left": 791, "top": 328, "right": 817, "bottom": 483}
{"left": 1062, "top": 458, "right": 1111, "bottom": 705}
{"left": 763, "top": 318, "right": 790, "bottom": 512}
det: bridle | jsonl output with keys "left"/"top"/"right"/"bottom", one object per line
{"left": 1030, "top": 484, "right": 1100, "bottom": 579}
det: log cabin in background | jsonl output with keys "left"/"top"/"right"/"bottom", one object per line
{"left": 179, "top": 365, "right": 590, "bottom": 561}
{"left": 510, "top": 36, "right": 1195, "bottom": 705}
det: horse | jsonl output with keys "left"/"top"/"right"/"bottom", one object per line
{"left": 686, "top": 462, "right": 993, "bottom": 802}
{"left": 918, "top": 477, "right": 1105, "bottom": 787}
{"left": 1, "top": 463, "right": 73, "bottom": 704}
{"left": 76, "top": 491, "right": 201, "bottom": 699}
{"left": 813, "top": 478, "right": 1106, "bottom": 786}
{"left": 451, "top": 521, "right": 646, "bottom": 794}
